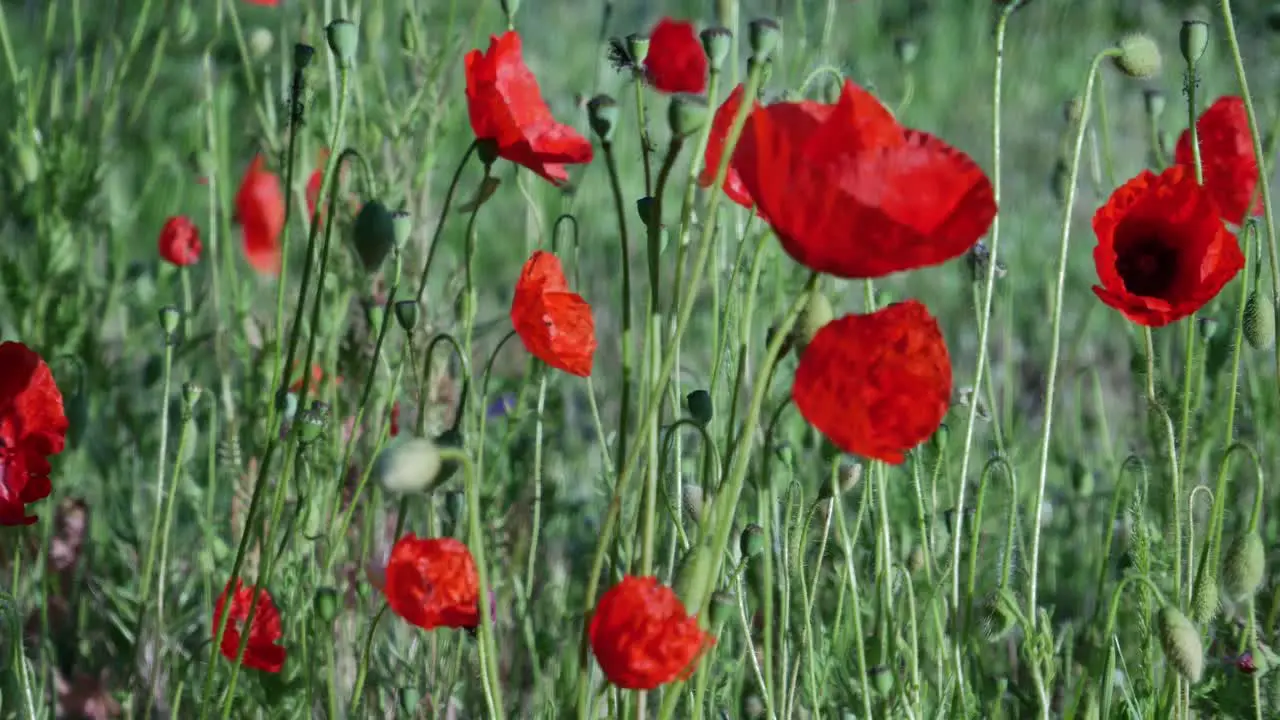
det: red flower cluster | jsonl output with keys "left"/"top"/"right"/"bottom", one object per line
{"left": 589, "top": 575, "right": 714, "bottom": 690}
{"left": 382, "top": 534, "right": 481, "bottom": 631}
{"left": 158, "top": 216, "right": 201, "bottom": 267}
{"left": 1174, "top": 96, "right": 1260, "bottom": 226}
{"left": 213, "top": 580, "right": 287, "bottom": 673}
{"left": 511, "top": 251, "right": 597, "bottom": 377}
{"left": 644, "top": 18, "right": 707, "bottom": 94}
{"left": 0, "top": 342, "right": 68, "bottom": 525}
{"left": 235, "top": 154, "right": 285, "bottom": 275}
{"left": 1091, "top": 165, "right": 1244, "bottom": 327}
{"left": 465, "top": 32, "right": 594, "bottom": 186}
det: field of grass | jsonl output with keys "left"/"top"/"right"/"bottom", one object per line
{"left": 3, "top": 0, "right": 1280, "bottom": 717}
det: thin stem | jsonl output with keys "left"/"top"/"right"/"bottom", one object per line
{"left": 415, "top": 141, "right": 479, "bottom": 305}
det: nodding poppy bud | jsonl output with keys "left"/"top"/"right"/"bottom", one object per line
{"left": 1244, "top": 292, "right": 1276, "bottom": 349}
{"left": 588, "top": 95, "right": 620, "bottom": 143}
{"left": 1191, "top": 573, "right": 1219, "bottom": 625}
{"left": 747, "top": 18, "right": 781, "bottom": 62}
{"left": 740, "top": 524, "right": 765, "bottom": 559}
{"left": 681, "top": 484, "right": 706, "bottom": 526}
{"left": 249, "top": 27, "right": 274, "bottom": 60}
{"left": 373, "top": 437, "right": 443, "bottom": 494}
{"left": 1143, "top": 88, "right": 1166, "bottom": 119}
{"left": 894, "top": 37, "right": 919, "bottom": 66}
{"left": 1114, "top": 32, "right": 1162, "bottom": 79}
{"left": 158, "top": 305, "right": 182, "bottom": 341}
{"left": 709, "top": 590, "right": 735, "bottom": 629}
{"left": 1223, "top": 532, "right": 1266, "bottom": 599}
{"left": 686, "top": 389, "right": 713, "bottom": 426}
{"left": 1158, "top": 606, "right": 1204, "bottom": 683}
{"left": 668, "top": 94, "right": 709, "bottom": 138}
{"left": 393, "top": 300, "right": 419, "bottom": 332}
{"left": 294, "top": 43, "right": 316, "bottom": 71}
{"left": 314, "top": 587, "right": 340, "bottom": 623}
{"left": 980, "top": 588, "right": 1018, "bottom": 642}
{"left": 791, "top": 291, "right": 834, "bottom": 356}
{"left": 391, "top": 210, "right": 413, "bottom": 251}
{"left": 351, "top": 201, "right": 397, "bottom": 272}
{"left": 326, "top": 20, "right": 359, "bottom": 69}
{"left": 1179, "top": 20, "right": 1209, "bottom": 66}
{"left": 626, "top": 33, "right": 651, "bottom": 66}
{"left": 700, "top": 27, "right": 732, "bottom": 72}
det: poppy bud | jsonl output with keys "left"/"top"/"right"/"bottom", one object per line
{"left": 894, "top": 37, "right": 919, "bottom": 66}
{"left": 686, "top": 389, "right": 713, "bottom": 425}
{"left": 182, "top": 382, "right": 203, "bottom": 412}
{"left": 1223, "top": 532, "right": 1266, "bottom": 599}
{"left": 931, "top": 422, "right": 950, "bottom": 452}
{"left": 293, "top": 43, "right": 316, "bottom": 71}
{"left": 367, "top": 304, "right": 384, "bottom": 330}
{"left": 709, "top": 590, "right": 735, "bottom": 629}
{"left": 700, "top": 27, "right": 732, "bottom": 72}
{"left": 838, "top": 462, "right": 862, "bottom": 494}
{"left": 158, "top": 305, "right": 182, "bottom": 341}
{"left": 399, "top": 11, "right": 418, "bottom": 53}
{"left": 390, "top": 210, "right": 413, "bottom": 251}
{"left": 1143, "top": 88, "right": 1166, "bottom": 119}
{"left": 740, "top": 524, "right": 765, "bottom": 559}
{"left": 175, "top": 5, "right": 199, "bottom": 47}
{"left": 1244, "top": 291, "right": 1276, "bottom": 349}
{"left": 870, "top": 664, "right": 895, "bottom": 696}
{"left": 668, "top": 94, "right": 709, "bottom": 138}
{"left": 1179, "top": 20, "right": 1209, "bottom": 66}
{"left": 747, "top": 18, "right": 781, "bottom": 62}
{"left": 979, "top": 589, "right": 1017, "bottom": 642}
{"left": 588, "top": 95, "right": 620, "bottom": 143}
{"left": 249, "top": 27, "right": 274, "bottom": 60}
{"left": 1191, "top": 573, "right": 1219, "bottom": 625}
{"left": 1158, "top": 605, "right": 1203, "bottom": 683}
{"left": 393, "top": 300, "right": 419, "bottom": 332}
{"left": 626, "top": 33, "right": 651, "bottom": 66}
{"left": 791, "top": 291, "right": 833, "bottom": 356}
{"left": 636, "top": 196, "right": 659, "bottom": 228}
{"left": 351, "top": 201, "right": 397, "bottom": 272}
{"left": 313, "top": 587, "right": 340, "bottom": 622}
{"left": 373, "top": 437, "right": 443, "bottom": 494}
{"left": 326, "top": 20, "right": 359, "bottom": 69}
{"left": 681, "top": 484, "right": 705, "bottom": 525}
{"left": 1197, "top": 316, "right": 1219, "bottom": 343}
{"left": 1114, "top": 32, "right": 1162, "bottom": 79}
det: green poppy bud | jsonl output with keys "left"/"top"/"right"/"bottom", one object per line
{"left": 314, "top": 587, "right": 340, "bottom": 622}
{"left": 740, "top": 523, "right": 765, "bottom": 559}
{"left": 1115, "top": 32, "right": 1162, "bottom": 79}
{"left": 1191, "top": 574, "right": 1219, "bottom": 626}
{"left": 373, "top": 437, "right": 443, "bottom": 494}
{"left": 293, "top": 43, "right": 316, "bottom": 71}
{"left": 1223, "top": 532, "right": 1266, "bottom": 599}
{"left": 686, "top": 389, "right": 713, "bottom": 426}
{"left": 1158, "top": 605, "right": 1204, "bottom": 683}
{"left": 351, "top": 201, "right": 397, "bottom": 272}
{"left": 709, "top": 590, "right": 735, "bottom": 630}
{"left": 158, "top": 305, "right": 182, "bottom": 341}
{"left": 1244, "top": 292, "right": 1276, "bottom": 349}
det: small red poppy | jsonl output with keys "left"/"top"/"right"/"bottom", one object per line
{"left": 288, "top": 365, "right": 340, "bottom": 394}
{"left": 511, "top": 251, "right": 596, "bottom": 377}
{"left": 235, "top": 154, "right": 285, "bottom": 275}
{"left": 731, "top": 80, "right": 996, "bottom": 279}
{"left": 464, "top": 32, "right": 595, "bottom": 186}
{"left": 0, "top": 342, "right": 68, "bottom": 526}
{"left": 1092, "top": 165, "right": 1244, "bottom": 327}
{"left": 1174, "top": 96, "right": 1261, "bottom": 226}
{"left": 383, "top": 534, "right": 480, "bottom": 631}
{"left": 212, "top": 580, "right": 286, "bottom": 673}
{"left": 792, "top": 301, "right": 952, "bottom": 464}
{"left": 643, "top": 18, "right": 708, "bottom": 94}
{"left": 588, "top": 575, "right": 715, "bottom": 690}
{"left": 158, "top": 216, "right": 202, "bottom": 267}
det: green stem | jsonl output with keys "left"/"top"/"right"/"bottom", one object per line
{"left": 414, "top": 141, "right": 478, "bottom": 305}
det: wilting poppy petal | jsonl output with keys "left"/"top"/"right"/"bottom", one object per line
{"left": 1174, "top": 96, "right": 1261, "bottom": 226}
{"left": 792, "top": 301, "right": 952, "bottom": 464}
{"left": 511, "top": 251, "right": 596, "bottom": 377}
{"left": 235, "top": 155, "right": 285, "bottom": 275}
{"left": 0, "top": 342, "right": 68, "bottom": 525}
{"left": 733, "top": 80, "right": 996, "bottom": 279}
{"left": 383, "top": 534, "right": 481, "bottom": 631}
{"left": 644, "top": 18, "right": 708, "bottom": 94}
{"left": 158, "top": 215, "right": 202, "bottom": 267}
{"left": 464, "top": 32, "right": 594, "bottom": 186}
{"left": 1092, "top": 165, "right": 1244, "bottom": 327}
{"left": 213, "top": 580, "right": 287, "bottom": 673}
{"left": 589, "top": 575, "right": 715, "bottom": 690}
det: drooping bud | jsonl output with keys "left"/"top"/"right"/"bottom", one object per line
{"left": 326, "top": 20, "right": 359, "bottom": 69}
{"left": 1158, "top": 606, "right": 1204, "bottom": 683}
{"left": 709, "top": 590, "right": 735, "bottom": 630}
{"left": 1244, "top": 292, "right": 1276, "bottom": 349}
{"left": 1114, "top": 32, "right": 1162, "bottom": 79}
{"left": 587, "top": 95, "right": 620, "bottom": 143}
{"left": 682, "top": 484, "right": 705, "bottom": 526}
{"left": 1179, "top": 20, "right": 1209, "bottom": 66}
{"left": 1223, "top": 532, "right": 1266, "bottom": 599}
{"left": 1197, "top": 316, "right": 1219, "bottom": 343}
{"left": 1191, "top": 573, "right": 1219, "bottom": 626}
{"left": 686, "top": 389, "right": 713, "bottom": 426}
{"left": 351, "top": 201, "right": 397, "bottom": 272}
{"left": 372, "top": 437, "right": 443, "bottom": 494}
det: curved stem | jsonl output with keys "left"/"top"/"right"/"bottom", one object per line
{"left": 414, "top": 140, "right": 479, "bottom": 305}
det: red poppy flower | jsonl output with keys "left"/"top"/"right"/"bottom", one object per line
{"left": 588, "top": 575, "right": 715, "bottom": 690}
{"left": 235, "top": 154, "right": 285, "bottom": 275}
{"left": 0, "top": 342, "right": 68, "bottom": 525}
{"left": 510, "top": 251, "right": 596, "bottom": 377}
{"left": 1092, "top": 165, "right": 1244, "bottom": 327}
{"left": 464, "top": 32, "right": 595, "bottom": 186}
{"left": 288, "top": 365, "right": 340, "bottom": 394}
{"left": 792, "top": 301, "right": 952, "bottom": 464}
{"left": 1174, "top": 96, "right": 1261, "bottom": 226}
{"left": 698, "top": 84, "right": 835, "bottom": 217}
{"left": 306, "top": 149, "right": 329, "bottom": 227}
{"left": 212, "top": 580, "right": 286, "bottom": 673}
{"left": 382, "top": 534, "right": 480, "bottom": 631}
{"left": 643, "top": 18, "right": 708, "bottom": 94}
{"left": 158, "top": 215, "right": 202, "bottom": 267}
{"left": 388, "top": 402, "right": 401, "bottom": 437}
{"left": 731, "top": 80, "right": 996, "bottom": 279}
{"left": 243, "top": 0, "right": 279, "bottom": 5}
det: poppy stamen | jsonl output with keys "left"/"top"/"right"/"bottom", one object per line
{"left": 1116, "top": 236, "right": 1179, "bottom": 298}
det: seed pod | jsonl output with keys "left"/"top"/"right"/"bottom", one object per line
{"left": 1244, "top": 292, "right": 1276, "bottom": 350}
{"left": 740, "top": 524, "right": 765, "bottom": 559}
{"left": 1223, "top": 532, "right": 1266, "bottom": 599}
{"left": 1158, "top": 606, "right": 1203, "bottom": 683}
{"left": 1190, "top": 574, "right": 1219, "bottom": 626}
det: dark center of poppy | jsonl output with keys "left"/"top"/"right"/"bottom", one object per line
{"left": 1115, "top": 236, "right": 1179, "bottom": 298}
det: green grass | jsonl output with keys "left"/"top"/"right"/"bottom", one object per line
{"left": 3, "top": 0, "right": 1280, "bottom": 717}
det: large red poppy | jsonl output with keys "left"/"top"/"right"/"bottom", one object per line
{"left": 589, "top": 575, "right": 715, "bottom": 690}
{"left": 383, "top": 534, "right": 480, "bottom": 631}
{"left": 643, "top": 18, "right": 708, "bottom": 94}
{"left": 511, "top": 251, "right": 596, "bottom": 377}
{"left": 0, "top": 342, "right": 68, "bottom": 525}
{"left": 235, "top": 154, "right": 285, "bottom": 275}
{"left": 464, "top": 32, "right": 594, "bottom": 186}
{"left": 158, "top": 215, "right": 202, "bottom": 267}
{"left": 1092, "top": 165, "right": 1244, "bottom": 327}
{"left": 1174, "top": 96, "right": 1261, "bottom": 227}
{"left": 730, "top": 80, "right": 996, "bottom": 279}
{"left": 792, "top": 301, "right": 952, "bottom": 464}
{"left": 213, "top": 580, "right": 287, "bottom": 673}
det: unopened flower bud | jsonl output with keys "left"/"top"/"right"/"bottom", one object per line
{"left": 1158, "top": 606, "right": 1203, "bottom": 683}
{"left": 248, "top": 27, "right": 274, "bottom": 60}
{"left": 1197, "top": 316, "right": 1219, "bottom": 342}
{"left": 1223, "top": 532, "right": 1266, "bottom": 599}
{"left": 182, "top": 382, "right": 203, "bottom": 411}
{"left": 1180, "top": 20, "right": 1209, "bottom": 66}
{"left": 740, "top": 523, "right": 765, "bottom": 559}
{"left": 686, "top": 389, "right": 713, "bottom": 426}
{"left": 1115, "top": 32, "right": 1162, "bottom": 79}
{"left": 700, "top": 27, "right": 732, "bottom": 72}
{"left": 748, "top": 18, "right": 781, "bottom": 62}
{"left": 792, "top": 291, "right": 833, "bottom": 356}
{"left": 313, "top": 587, "right": 340, "bottom": 622}
{"left": 399, "top": 11, "right": 418, "bottom": 53}
{"left": 326, "top": 19, "right": 359, "bottom": 69}
{"left": 588, "top": 95, "right": 620, "bottom": 143}
{"left": 710, "top": 590, "right": 735, "bottom": 629}
{"left": 351, "top": 201, "right": 397, "bottom": 272}
{"left": 372, "top": 437, "right": 443, "bottom": 494}
{"left": 1244, "top": 291, "right": 1276, "bottom": 349}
